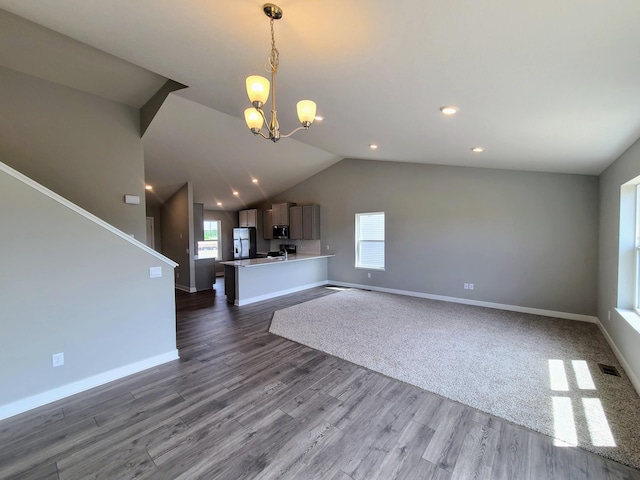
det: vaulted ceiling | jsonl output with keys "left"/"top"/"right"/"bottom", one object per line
{"left": 1, "top": 1, "right": 640, "bottom": 210}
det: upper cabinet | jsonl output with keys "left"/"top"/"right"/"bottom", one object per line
{"left": 263, "top": 209, "right": 273, "bottom": 240}
{"left": 289, "top": 206, "right": 303, "bottom": 239}
{"left": 239, "top": 208, "right": 260, "bottom": 228}
{"left": 290, "top": 204, "right": 320, "bottom": 240}
{"left": 272, "top": 202, "right": 295, "bottom": 226}
{"left": 302, "top": 204, "right": 320, "bottom": 240}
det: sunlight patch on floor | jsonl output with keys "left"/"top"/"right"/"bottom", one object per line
{"left": 552, "top": 397, "right": 578, "bottom": 446}
{"left": 583, "top": 398, "right": 616, "bottom": 447}
{"left": 549, "top": 359, "right": 569, "bottom": 391}
{"left": 572, "top": 360, "right": 596, "bottom": 390}
{"left": 325, "top": 286, "right": 351, "bottom": 291}
{"left": 549, "top": 359, "right": 617, "bottom": 448}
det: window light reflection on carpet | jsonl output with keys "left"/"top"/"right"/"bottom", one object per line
{"left": 549, "top": 359, "right": 616, "bottom": 448}
{"left": 572, "top": 360, "right": 596, "bottom": 390}
{"left": 583, "top": 398, "right": 617, "bottom": 447}
{"left": 552, "top": 397, "right": 578, "bottom": 447}
{"left": 549, "top": 359, "right": 569, "bottom": 391}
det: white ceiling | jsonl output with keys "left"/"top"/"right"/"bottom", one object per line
{"left": 1, "top": 0, "right": 640, "bottom": 210}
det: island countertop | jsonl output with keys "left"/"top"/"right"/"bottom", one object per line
{"left": 220, "top": 254, "right": 334, "bottom": 268}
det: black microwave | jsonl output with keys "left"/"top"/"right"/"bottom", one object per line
{"left": 273, "top": 225, "right": 289, "bottom": 239}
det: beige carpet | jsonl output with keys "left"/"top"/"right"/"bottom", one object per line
{"left": 269, "top": 288, "right": 640, "bottom": 469}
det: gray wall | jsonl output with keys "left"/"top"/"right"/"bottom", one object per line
{"left": 598, "top": 137, "right": 640, "bottom": 388}
{"left": 161, "top": 183, "right": 193, "bottom": 291}
{"left": 204, "top": 209, "right": 238, "bottom": 275}
{"left": 193, "top": 203, "right": 204, "bottom": 253}
{"left": 268, "top": 158, "right": 599, "bottom": 315}
{"left": 0, "top": 66, "right": 147, "bottom": 240}
{"left": 0, "top": 164, "right": 177, "bottom": 412}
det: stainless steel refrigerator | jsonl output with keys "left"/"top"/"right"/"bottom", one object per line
{"left": 233, "top": 227, "right": 257, "bottom": 259}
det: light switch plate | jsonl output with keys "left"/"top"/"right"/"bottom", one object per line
{"left": 52, "top": 352, "right": 64, "bottom": 367}
{"left": 149, "top": 266, "right": 162, "bottom": 278}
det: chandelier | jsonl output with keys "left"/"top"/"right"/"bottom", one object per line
{"left": 244, "top": 3, "right": 317, "bottom": 142}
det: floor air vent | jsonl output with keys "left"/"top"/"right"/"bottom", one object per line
{"left": 598, "top": 364, "right": 621, "bottom": 377}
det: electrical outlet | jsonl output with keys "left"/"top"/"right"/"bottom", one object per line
{"left": 464, "top": 283, "right": 469, "bottom": 290}
{"left": 469, "top": 283, "right": 474, "bottom": 290}
{"left": 608, "top": 310, "right": 611, "bottom": 321}
{"left": 52, "top": 352, "right": 64, "bottom": 368}
{"left": 326, "top": 245, "right": 330, "bottom": 251}
{"left": 368, "top": 272, "right": 372, "bottom": 278}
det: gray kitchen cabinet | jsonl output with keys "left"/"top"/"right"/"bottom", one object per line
{"left": 272, "top": 202, "right": 295, "bottom": 226}
{"left": 290, "top": 204, "right": 320, "bottom": 240}
{"left": 302, "top": 204, "right": 321, "bottom": 239}
{"left": 289, "top": 206, "right": 303, "bottom": 239}
{"left": 239, "top": 208, "right": 259, "bottom": 228}
{"left": 263, "top": 209, "right": 273, "bottom": 240}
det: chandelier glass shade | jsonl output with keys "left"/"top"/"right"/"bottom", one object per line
{"left": 244, "top": 3, "right": 317, "bottom": 142}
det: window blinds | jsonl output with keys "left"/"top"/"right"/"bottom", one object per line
{"left": 356, "top": 212, "right": 385, "bottom": 269}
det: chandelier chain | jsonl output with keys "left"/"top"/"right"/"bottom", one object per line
{"left": 268, "top": 18, "right": 279, "bottom": 73}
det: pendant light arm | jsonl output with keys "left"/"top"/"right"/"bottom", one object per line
{"left": 279, "top": 125, "right": 311, "bottom": 139}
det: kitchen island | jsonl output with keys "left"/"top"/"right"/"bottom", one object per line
{"left": 220, "top": 254, "right": 334, "bottom": 306}
{"left": 194, "top": 257, "right": 216, "bottom": 291}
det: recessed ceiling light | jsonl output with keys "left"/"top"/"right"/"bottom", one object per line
{"left": 440, "top": 106, "right": 458, "bottom": 115}
{"left": 233, "top": 191, "right": 239, "bottom": 196}
{"left": 369, "top": 144, "right": 378, "bottom": 150}
{"left": 314, "top": 115, "right": 324, "bottom": 121}
{"left": 252, "top": 178, "right": 259, "bottom": 184}
{"left": 471, "top": 147, "right": 485, "bottom": 153}
{"left": 217, "top": 202, "right": 222, "bottom": 206}
{"left": 144, "top": 185, "right": 153, "bottom": 190}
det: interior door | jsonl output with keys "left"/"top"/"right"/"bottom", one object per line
{"left": 145, "top": 217, "right": 155, "bottom": 249}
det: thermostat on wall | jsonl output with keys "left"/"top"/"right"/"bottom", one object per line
{"left": 124, "top": 194, "right": 140, "bottom": 205}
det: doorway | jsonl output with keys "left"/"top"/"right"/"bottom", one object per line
{"left": 145, "top": 217, "right": 155, "bottom": 250}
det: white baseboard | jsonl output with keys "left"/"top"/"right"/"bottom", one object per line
{"left": 175, "top": 286, "right": 198, "bottom": 293}
{"left": 236, "top": 280, "right": 330, "bottom": 306}
{"left": 595, "top": 319, "right": 640, "bottom": 397}
{"left": 0, "top": 350, "right": 179, "bottom": 421}
{"left": 328, "top": 281, "right": 599, "bottom": 323}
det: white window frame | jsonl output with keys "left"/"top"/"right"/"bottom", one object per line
{"left": 635, "top": 185, "right": 640, "bottom": 314}
{"left": 355, "top": 212, "right": 385, "bottom": 270}
{"left": 198, "top": 220, "right": 221, "bottom": 259}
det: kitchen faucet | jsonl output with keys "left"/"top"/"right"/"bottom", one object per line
{"left": 280, "top": 249, "right": 288, "bottom": 260}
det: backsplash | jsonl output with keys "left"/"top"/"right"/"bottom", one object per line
{"left": 269, "top": 239, "right": 321, "bottom": 255}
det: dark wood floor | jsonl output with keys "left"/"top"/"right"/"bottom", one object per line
{"left": 2, "top": 282, "right": 640, "bottom": 479}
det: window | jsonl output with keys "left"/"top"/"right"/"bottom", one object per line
{"left": 618, "top": 178, "right": 640, "bottom": 314}
{"left": 635, "top": 185, "right": 640, "bottom": 313}
{"left": 355, "top": 212, "right": 385, "bottom": 270}
{"left": 197, "top": 220, "right": 220, "bottom": 259}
